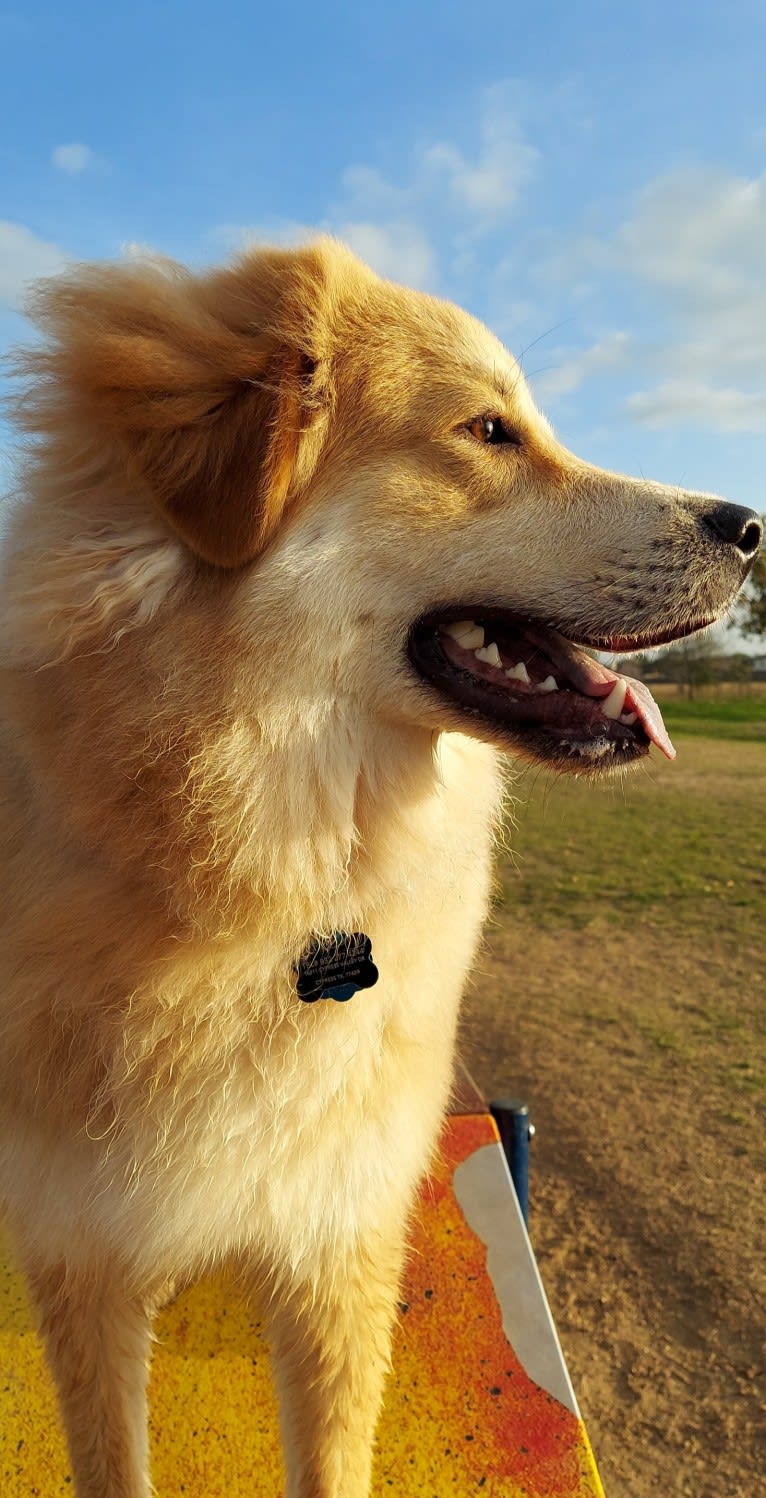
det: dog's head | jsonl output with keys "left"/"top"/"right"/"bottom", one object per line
{"left": 9, "top": 238, "right": 760, "bottom": 777}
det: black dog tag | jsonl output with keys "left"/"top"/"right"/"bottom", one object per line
{"left": 296, "top": 932, "right": 378, "bottom": 1004}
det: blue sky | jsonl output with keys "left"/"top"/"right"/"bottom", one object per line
{"left": 1, "top": 0, "right": 765, "bottom": 635}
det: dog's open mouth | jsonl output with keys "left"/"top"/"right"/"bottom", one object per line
{"left": 408, "top": 609, "right": 677, "bottom": 769}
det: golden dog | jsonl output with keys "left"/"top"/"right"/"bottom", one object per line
{"left": 0, "top": 239, "right": 759, "bottom": 1497}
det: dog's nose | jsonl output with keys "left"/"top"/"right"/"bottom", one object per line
{"left": 700, "top": 502, "right": 762, "bottom": 561}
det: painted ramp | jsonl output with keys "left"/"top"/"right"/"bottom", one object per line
{"left": 0, "top": 1109, "right": 603, "bottom": 1497}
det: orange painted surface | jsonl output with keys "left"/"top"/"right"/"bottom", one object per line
{"left": 375, "top": 1114, "right": 603, "bottom": 1495}
{"left": 0, "top": 1114, "right": 603, "bottom": 1496}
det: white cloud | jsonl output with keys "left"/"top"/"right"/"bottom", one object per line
{"left": 626, "top": 381, "right": 766, "bottom": 432}
{"left": 203, "top": 100, "right": 766, "bottom": 440}
{"left": 334, "top": 220, "right": 436, "bottom": 288}
{"left": 210, "top": 213, "right": 435, "bottom": 291}
{"left": 214, "top": 81, "right": 540, "bottom": 294}
{"left": 0, "top": 221, "right": 68, "bottom": 309}
{"left": 613, "top": 167, "right": 766, "bottom": 433}
{"left": 419, "top": 84, "right": 539, "bottom": 225}
{"left": 329, "top": 82, "right": 539, "bottom": 286}
{"left": 337, "top": 166, "right": 402, "bottom": 220}
{"left": 616, "top": 168, "right": 766, "bottom": 296}
{"left": 208, "top": 216, "right": 437, "bottom": 291}
{"left": 532, "top": 331, "right": 631, "bottom": 402}
{"left": 51, "top": 143, "right": 97, "bottom": 174}
{"left": 527, "top": 165, "right": 766, "bottom": 432}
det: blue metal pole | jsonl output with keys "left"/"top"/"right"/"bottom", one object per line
{"left": 489, "top": 1097, "right": 534, "bottom": 1225}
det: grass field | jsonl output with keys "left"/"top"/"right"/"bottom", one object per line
{"left": 658, "top": 692, "right": 766, "bottom": 741}
{"left": 462, "top": 706, "right": 765, "bottom": 1498}
{"left": 497, "top": 706, "right": 766, "bottom": 934}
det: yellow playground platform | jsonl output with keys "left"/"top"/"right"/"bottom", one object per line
{"left": 0, "top": 1089, "right": 604, "bottom": 1497}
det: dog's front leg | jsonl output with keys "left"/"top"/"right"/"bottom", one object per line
{"left": 262, "top": 1226, "right": 407, "bottom": 1498}
{"left": 25, "top": 1255, "right": 156, "bottom": 1498}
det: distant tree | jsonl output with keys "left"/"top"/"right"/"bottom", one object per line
{"left": 659, "top": 634, "right": 723, "bottom": 699}
{"left": 612, "top": 651, "right": 666, "bottom": 684}
{"left": 726, "top": 652, "right": 754, "bottom": 681}
{"left": 736, "top": 539, "right": 766, "bottom": 641}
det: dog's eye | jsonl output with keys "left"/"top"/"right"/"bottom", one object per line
{"left": 466, "top": 414, "right": 520, "bottom": 446}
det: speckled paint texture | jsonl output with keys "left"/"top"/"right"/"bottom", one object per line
{"left": 0, "top": 1114, "right": 603, "bottom": 1496}
{"left": 374, "top": 1114, "right": 603, "bottom": 1496}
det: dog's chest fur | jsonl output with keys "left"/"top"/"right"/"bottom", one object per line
{"left": 0, "top": 727, "right": 501, "bottom": 1279}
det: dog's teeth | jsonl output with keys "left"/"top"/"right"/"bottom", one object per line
{"left": 619, "top": 711, "right": 637, "bottom": 725}
{"left": 505, "top": 661, "right": 530, "bottom": 683}
{"left": 538, "top": 675, "right": 558, "bottom": 693}
{"left": 602, "top": 678, "right": 627, "bottom": 720}
{"left": 475, "top": 643, "right": 501, "bottom": 667}
{"left": 444, "top": 620, "right": 484, "bottom": 648}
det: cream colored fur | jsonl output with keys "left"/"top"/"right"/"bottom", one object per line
{"left": 0, "top": 238, "right": 747, "bottom": 1497}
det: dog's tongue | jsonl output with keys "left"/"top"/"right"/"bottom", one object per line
{"left": 621, "top": 675, "right": 676, "bottom": 761}
{"left": 571, "top": 651, "right": 676, "bottom": 761}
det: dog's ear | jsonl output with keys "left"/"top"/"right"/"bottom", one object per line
{"left": 22, "top": 246, "right": 333, "bottom": 567}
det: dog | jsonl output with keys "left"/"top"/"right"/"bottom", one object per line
{"left": 0, "top": 238, "right": 759, "bottom": 1498}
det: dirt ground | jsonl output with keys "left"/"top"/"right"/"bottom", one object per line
{"left": 459, "top": 747, "right": 765, "bottom": 1498}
